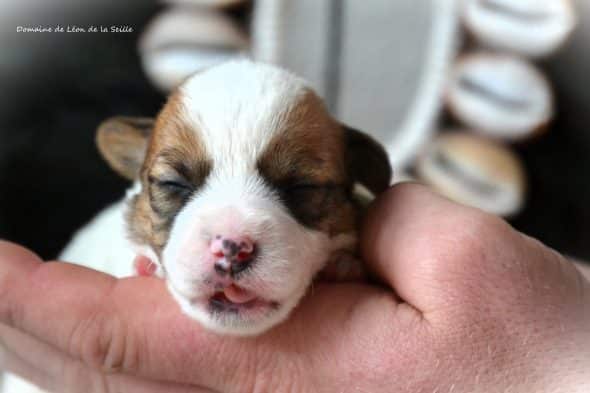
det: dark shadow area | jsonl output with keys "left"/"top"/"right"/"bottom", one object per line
{"left": 0, "top": 1, "right": 164, "bottom": 258}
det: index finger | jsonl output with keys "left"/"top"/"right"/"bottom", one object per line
{"left": 0, "top": 241, "right": 252, "bottom": 391}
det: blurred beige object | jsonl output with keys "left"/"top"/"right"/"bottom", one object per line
{"left": 416, "top": 132, "right": 526, "bottom": 217}
{"left": 447, "top": 53, "right": 553, "bottom": 141}
{"left": 463, "top": 0, "right": 576, "bottom": 57}
{"left": 162, "top": 0, "right": 246, "bottom": 8}
{"left": 139, "top": 7, "right": 248, "bottom": 92}
{"left": 252, "top": 0, "right": 461, "bottom": 171}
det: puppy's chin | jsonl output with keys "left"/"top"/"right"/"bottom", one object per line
{"left": 166, "top": 278, "right": 307, "bottom": 336}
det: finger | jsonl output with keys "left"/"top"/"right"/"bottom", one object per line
{"left": 1, "top": 337, "right": 54, "bottom": 392}
{"left": 0, "top": 322, "right": 126, "bottom": 393}
{"left": 0, "top": 326, "right": 216, "bottom": 393}
{"left": 0, "top": 241, "right": 268, "bottom": 390}
{"left": 0, "top": 240, "right": 405, "bottom": 391}
{"left": 360, "top": 183, "right": 496, "bottom": 313}
{"left": 1, "top": 324, "right": 63, "bottom": 390}
{"left": 361, "top": 184, "right": 590, "bottom": 320}
{"left": 360, "top": 184, "right": 534, "bottom": 313}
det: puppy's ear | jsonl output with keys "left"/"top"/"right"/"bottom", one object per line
{"left": 344, "top": 125, "right": 392, "bottom": 195}
{"left": 96, "top": 116, "right": 154, "bottom": 180}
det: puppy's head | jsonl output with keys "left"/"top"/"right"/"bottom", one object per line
{"left": 97, "top": 61, "right": 391, "bottom": 335}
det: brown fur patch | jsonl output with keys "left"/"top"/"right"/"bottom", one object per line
{"left": 96, "top": 117, "right": 154, "bottom": 180}
{"left": 257, "top": 90, "right": 358, "bottom": 236}
{"left": 126, "top": 91, "right": 212, "bottom": 256}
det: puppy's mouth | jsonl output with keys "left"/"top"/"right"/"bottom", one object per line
{"left": 207, "top": 284, "right": 278, "bottom": 314}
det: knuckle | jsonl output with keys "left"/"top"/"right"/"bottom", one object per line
{"left": 68, "top": 308, "right": 137, "bottom": 375}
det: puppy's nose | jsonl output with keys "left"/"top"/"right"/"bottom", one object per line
{"left": 210, "top": 235, "right": 255, "bottom": 275}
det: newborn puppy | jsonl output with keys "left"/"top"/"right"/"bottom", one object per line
{"left": 63, "top": 60, "right": 392, "bottom": 335}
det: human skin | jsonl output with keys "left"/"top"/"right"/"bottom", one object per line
{"left": 0, "top": 184, "right": 588, "bottom": 393}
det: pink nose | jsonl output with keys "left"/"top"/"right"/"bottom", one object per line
{"left": 210, "top": 235, "right": 256, "bottom": 275}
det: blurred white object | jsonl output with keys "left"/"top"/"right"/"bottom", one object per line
{"left": 162, "top": 0, "right": 246, "bottom": 8}
{"left": 253, "top": 0, "right": 461, "bottom": 171}
{"left": 1, "top": 374, "right": 44, "bottom": 393}
{"left": 416, "top": 132, "right": 526, "bottom": 217}
{"left": 447, "top": 53, "right": 553, "bottom": 141}
{"left": 139, "top": 7, "right": 248, "bottom": 92}
{"left": 463, "top": 0, "right": 576, "bottom": 57}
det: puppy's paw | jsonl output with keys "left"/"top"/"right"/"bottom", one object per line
{"left": 133, "top": 255, "right": 164, "bottom": 278}
{"left": 319, "top": 252, "right": 367, "bottom": 281}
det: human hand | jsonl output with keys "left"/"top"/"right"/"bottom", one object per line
{"left": 0, "top": 184, "right": 588, "bottom": 392}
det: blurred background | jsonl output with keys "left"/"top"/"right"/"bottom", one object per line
{"left": 0, "top": 0, "right": 588, "bottom": 267}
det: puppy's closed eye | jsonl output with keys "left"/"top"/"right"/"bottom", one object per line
{"left": 147, "top": 174, "right": 195, "bottom": 218}
{"left": 151, "top": 176, "right": 194, "bottom": 195}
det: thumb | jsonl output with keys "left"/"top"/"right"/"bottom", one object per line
{"left": 360, "top": 184, "right": 590, "bottom": 318}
